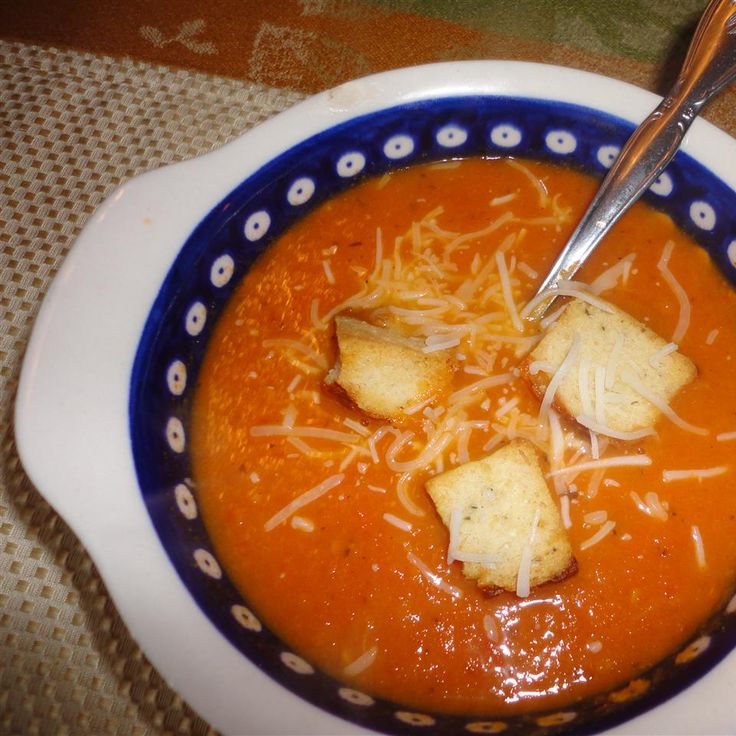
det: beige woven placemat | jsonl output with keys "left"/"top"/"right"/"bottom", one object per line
{"left": 0, "top": 40, "right": 303, "bottom": 736}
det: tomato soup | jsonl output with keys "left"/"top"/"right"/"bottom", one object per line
{"left": 191, "top": 158, "right": 736, "bottom": 715}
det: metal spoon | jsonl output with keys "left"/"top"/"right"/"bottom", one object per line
{"left": 526, "top": 0, "right": 736, "bottom": 320}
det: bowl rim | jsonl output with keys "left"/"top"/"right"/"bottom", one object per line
{"left": 14, "top": 59, "right": 736, "bottom": 736}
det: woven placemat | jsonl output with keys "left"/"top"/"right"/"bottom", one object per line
{"left": 0, "top": 40, "right": 302, "bottom": 736}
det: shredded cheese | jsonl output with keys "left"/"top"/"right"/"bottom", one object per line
{"left": 662, "top": 466, "right": 728, "bottom": 482}
{"left": 539, "top": 335, "right": 581, "bottom": 421}
{"left": 589, "top": 429, "right": 600, "bottom": 460}
{"left": 447, "top": 508, "right": 498, "bottom": 566}
{"left": 483, "top": 613, "right": 501, "bottom": 643}
{"left": 583, "top": 510, "right": 608, "bottom": 525}
{"left": 620, "top": 369, "right": 707, "bottom": 436}
{"left": 422, "top": 335, "right": 460, "bottom": 353}
{"left": 291, "top": 516, "right": 315, "bottom": 532}
{"left": 495, "top": 396, "right": 520, "bottom": 419}
{"left": 560, "top": 494, "right": 572, "bottom": 529}
{"left": 528, "top": 360, "right": 554, "bottom": 375}
{"left": 586, "top": 467, "right": 606, "bottom": 499}
{"left": 264, "top": 474, "right": 345, "bottom": 531}
{"left": 322, "top": 259, "right": 336, "bottom": 285}
{"left": 657, "top": 241, "right": 691, "bottom": 344}
{"left": 589, "top": 253, "right": 636, "bottom": 294}
{"left": 516, "top": 509, "right": 541, "bottom": 598}
{"left": 575, "top": 414, "right": 656, "bottom": 441}
{"left": 397, "top": 473, "right": 425, "bottom": 517}
{"left": 691, "top": 525, "right": 706, "bottom": 568}
{"left": 648, "top": 342, "right": 678, "bottom": 367}
{"left": 521, "top": 280, "right": 614, "bottom": 320}
{"left": 250, "top": 425, "right": 360, "bottom": 443}
{"left": 342, "top": 417, "right": 371, "bottom": 437}
{"left": 579, "top": 520, "right": 616, "bottom": 550}
{"left": 547, "top": 455, "right": 652, "bottom": 478}
{"left": 383, "top": 513, "right": 413, "bottom": 532}
{"left": 516, "top": 261, "right": 538, "bottom": 279}
{"left": 495, "top": 249, "right": 524, "bottom": 332}
{"left": 263, "top": 337, "right": 328, "bottom": 369}
{"left": 407, "top": 551, "right": 463, "bottom": 599}
{"left": 505, "top": 158, "right": 549, "bottom": 208}
{"left": 630, "top": 491, "right": 668, "bottom": 521}
{"left": 490, "top": 192, "right": 517, "bottom": 207}
{"left": 343, "top": 646, "right": 378, "bottom": 677}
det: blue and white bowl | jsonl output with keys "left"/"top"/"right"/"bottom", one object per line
{"left": 15, "top": 61, "right": 736, "bottom": 735}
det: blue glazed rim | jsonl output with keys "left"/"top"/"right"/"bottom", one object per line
{"left": 129, "top": 95, "right": 736, "bottom": 736}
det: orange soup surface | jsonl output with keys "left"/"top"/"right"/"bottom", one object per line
{"left": 191, "top": 159, "right": 736, "bottom": 715}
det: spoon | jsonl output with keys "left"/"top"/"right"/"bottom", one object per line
{"left": 525, "top": 0, "right": 736, "bottom": 320}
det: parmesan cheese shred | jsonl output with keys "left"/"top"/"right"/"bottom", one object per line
{"left": 264, "top": 474, "right": 345, "bottom": 531}
{"left": 657, "top": 241, "right": 691, "bottom": 345}
{"left": 343, "top": 645, "right": 378, "bottom": 677}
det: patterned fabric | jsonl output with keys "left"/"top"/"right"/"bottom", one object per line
{"left": 0, "top": 0, "right": 707, "bottom": 92}
{"left": 0, "top": 40, "right": 301, "bottom": 736}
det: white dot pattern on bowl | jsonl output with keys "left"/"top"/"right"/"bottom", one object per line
{"left": 287, "top": 176, "right": 316, "bottom": 206}
{"left": 165, "top": 417, "right": 185, "bottom": 453}
{"left": 185, "top": 301, "right": 207, "bottom": 336}
{"left": 728, "top": 592, "right": 736, "bottom": 613}
{"left": 675, "top": 634, "right": 711, "bottom": 664}
{"left": 689, "top": 200, "right": 717, "bottom": 231}
{"left": 210, "top": 254, "right": 235, "bottom": 288}
{"left": 727, "top": 240, "right": 736, "bottom": 267}
{"left": 489, "top": 124, "right": 521, "bottom": 148}
{"left": 174, "top": 482, "right": 197, "bottom": 520}
{"left": 193, "top": 548, "right": 222, "bottom": 579}
{"left": 337, "top": 688, "right": 375, "bottom": 707}
{"left": 465, "top": 722, "right": 508, "bottom": 734}
{"left": 231, "top": 604, "right": 262, "bottom": 632}
{"left": 597, "top": 144, "right": 619, "bottom": 169}
{"left": 650, "top": 171, "right": 674, "bottom": 197}
{"left": 336, "top": 151, "right": 366, "bottom": 178}
{"left": 280, "top": 651, "right": 315, "bottom": 675}
{"left": 395, "top": 711, "right": 436, "bottom": 727}
{"left": 166, "top": 359, "right": 187, "bottom": 395}
{"left": 545, "top": 130, "right": 577, "bottom": 154}
{"left": 436, "top": 124, "right": 468, "bottom": 148}
{"left": 244, "top": 210, "right": 271, "bottom": 241}
{"left": 536, "top": 712, "right": 577, "bottom": 727}
{"left": 383, "top": 134, "right": 415, "bottom": 160}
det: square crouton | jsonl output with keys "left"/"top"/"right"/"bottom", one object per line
{"left": 524, "top": 298, "right": 697, "bottom": 437}
{"left": 325, "top": 316, "right": 455, "bottom": 422}
{"left": 426, "top": 439, "right": 575, "bottom": 595}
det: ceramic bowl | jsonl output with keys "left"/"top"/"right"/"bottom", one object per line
{"left": 15, "top": 61, "right": 736, "bottom": 735}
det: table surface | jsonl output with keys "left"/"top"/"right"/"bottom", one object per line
{"left": 2, "top": 2, "right": 736, "bottom": 735}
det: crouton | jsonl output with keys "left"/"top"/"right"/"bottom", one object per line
{"left": 325, "top": 315, "right": 454, "bottom": 422}
{"left": 524, "top": 298, "right": 697, "bottom": 437}
{"left": 425, "top": 439, "right": 575, "bottom": 595}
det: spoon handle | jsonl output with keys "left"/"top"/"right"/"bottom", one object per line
{"left": 527, "top": 0, "right": 736, "bottom": 319}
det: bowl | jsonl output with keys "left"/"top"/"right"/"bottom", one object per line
{"left": 14, "top": 61, "right": 736, "bottom": 735}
